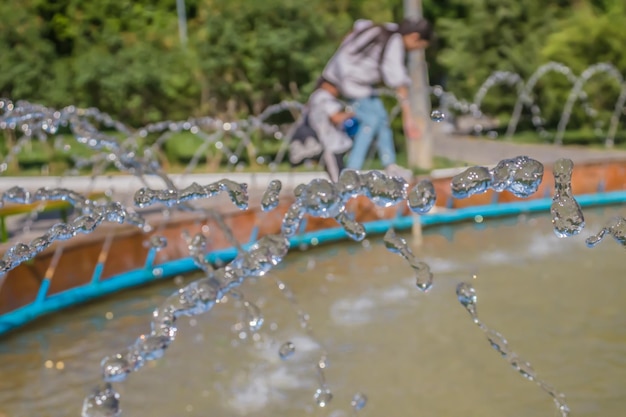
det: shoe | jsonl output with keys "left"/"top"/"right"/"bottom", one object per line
{"left": 384, "top": 163, "right": 413, "bottom": 182}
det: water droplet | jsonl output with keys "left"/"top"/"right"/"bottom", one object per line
{"left": 430, "top": 109, "right": 445, "bottom": 122}
{"left": 100, "top": 354, "right": 131, "bottom": 383}
{"left": 456, "top": 282, "right": 478, "bottom": 319}
{"left": 384, "top": 229, "right": 433, "bottom": 291}
{"left": 81, "top": 383, "right": 121, "bottom": 417}
{"left": 451, "top": 166, "right": 492, "bottom": 199}
{"left": 149, "top": 235, "right": 167, "bottom": 250}
{"left": 550, "top": 159, "right": 584, "bottom": 237}
{"left": 299, "top": 179, "right": 343, "bottom": 218}
{"left": 48, "top": 223, "right": 75, "bottom": 240}
{"left": 362, "top": 171, "right": 408, "bottom": 207}
{"left": 74, "top": 215, "right": 99, "bottom": 234}
{"left": 134, "top": 334, "right": 171, "bottom": 361}
{"left": 336, "top": 211, "right": 366, "bottom": 241}
{"left": 337, "top": 169, "right": 362, "bottom": 196}
{"left": 314, "top": 388, "right": 333, "bottom": 407}
{"left": 3, "top": 186, "right": 30, "bottom": 204}
{"left": 509, "top": 354, "right": 536, "bottom": 381}
{"left": 586, "top": 216, "right": 626, "bottom": 247}
{"left": 412, "top": 260, "right": 434, "bottom": 292}
{"left": 485, "top": 328, "right": 510, "bottom": 357}
{"left": 351, "top": 392, "right": 368, "bottom": 411}
{"left": 219, "top": 179, "right": 248, "bottom": 210}
{"left": 278, "top": 341, "right": 295, "bottom": 359}
{"left": 407, "top": 179, "right": 436, "bottom": 214}
{"left": 318, "top": 356, "right": 329, "bottom": 369}
{"left": 261, "top": 180, "right": 282, "bottom": 212}
{"left": 243, "top": 301, "right": 264, "bottom": 332}
{"left": 489, "top": 156, "right": 544, "bottom": 197}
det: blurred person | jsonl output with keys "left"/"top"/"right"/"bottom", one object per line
{"left": 306, "top": 80, "right": 359, "bottom": 182}
{"left": 288, "top": 80, "right": 358, "bottom": 182}
{"left": 320, "top": 17, "right": 433, "bottom": 180}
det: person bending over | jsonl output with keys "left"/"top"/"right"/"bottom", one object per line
{"left": 320, "top": 17, "right": 433, "bottom": 180}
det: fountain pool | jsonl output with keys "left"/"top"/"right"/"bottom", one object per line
{"left": 1, "top": 205, "right": 625, "bottom": 417}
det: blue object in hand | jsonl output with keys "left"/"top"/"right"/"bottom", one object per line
{"left": 342, "top": 117, "right": 360, "bottom": 138}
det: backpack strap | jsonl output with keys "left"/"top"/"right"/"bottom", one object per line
{"left": 346, "top": 24, "right": 397, "bottom": 80}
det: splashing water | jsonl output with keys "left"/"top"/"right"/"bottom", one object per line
{"left": 243, "top": 300, "right": 264, "bottom": 332}
{"left": 551, "top": 159, "right": 585, "bottom": 237}
{"left": 0, "top": 138, "right": 594, "bottom": 417}
{"left": 281, "top": 170, "right": 408, "bottom": 239}
{"left": 0, "top": 136, "right": 600, "bottom": 417}
{"left": 274, "top": 277, "right": 334, "bottom": 404}
{"left": 15, "top": 157, "right": 581, "bottom": 416}
{"left": 314, "top": 355, "right": 333, "bottom": 408}
{"left": 134, "top": 180, "right": 249, "bottom": 210}
{"left": 81, "top": 383, "right": 121, "bottom": 417}
{"left": 0, "top": 84, "right": 622, "bottom": 417}
{"left": 383, "top": 228, "right": 433, "bottom": 292}
{"left": 451, "top": 156, "right": 544, "bottom": 199}
{"left": 278, "top": 341, "right": 296, "bottom": 360}
{"left": 407, "top": 179, "right": 436, "bottom": 214}
{"left": 430, "top": 109, "right": 445, "bottom": 122}
{"left": 261, "top": 179, "right": 282, "bottom": 212}
{"left": 184, "top": 231, "right": 214, "bottom": 273}
{"left": 314, "top": 387, "right": 333, "bottom": 408}
{"left": 490, "top": 156, "right": 544, "bottom": 198}
{"left": 88, "top": 166, "right": 443, "bottom": 414}
{"left": 586, "top": 216, "right": 626, "bottom": 247}
{"left": 0, "top": 100, "right": 599, "bottom": 415}
{"left": 456, "top": 281, "right": 570, "bottom": 416}
{"left": 350, "top": 392, "right": 368, "bottom": 412}
{"left": 0, "top": 187, "right": 142, "bottom": 277}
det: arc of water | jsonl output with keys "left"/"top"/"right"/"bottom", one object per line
{"left": 182, "top": 130, "right": 225, "bottom": 175}
{"left": 472, "top": 71, "right": 525, "bottom": 119}
{"left": 606, "top": 84, "right": 626, "bottom": 148}
{"left": 271, "top": 118, "right": 302, "bottom": 167}
{"left": 555, "top": 63, "right": 624, "bottom": 146}
{"left": 506, "top": 62, "right": 579, "bottom": 138}
{"left": 227, "top": 129, "right": 254, "bottom": 169}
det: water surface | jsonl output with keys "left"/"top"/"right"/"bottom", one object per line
{"left": 1, "top": 206, "right": 625, "bottom": 417}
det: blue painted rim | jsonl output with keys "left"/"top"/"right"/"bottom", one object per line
{"left": 1, "top": 190, "right": 625, "bottom": 336}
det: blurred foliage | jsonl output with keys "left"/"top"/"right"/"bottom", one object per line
{"left": 0, "top": 0, "right": 624, "bottom": 134}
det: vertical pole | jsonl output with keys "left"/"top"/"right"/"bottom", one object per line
{"left": 404, "top": 0, "right": 433, "bottom": 171}
{"left": 404, "top": 0, "right": 433, "bottom": 245}
{"left": 176, "top": 0, "right": 188, "bottom": 47}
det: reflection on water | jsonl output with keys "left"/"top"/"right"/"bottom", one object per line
{"left": 1, "top": 206, "right": 625, "bottom": 417}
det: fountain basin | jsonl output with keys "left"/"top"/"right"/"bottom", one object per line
{"left": 0, "top": 159, "right": 625, "bottom": 336}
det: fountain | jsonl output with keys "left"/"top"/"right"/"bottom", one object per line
{"left": 0, "top": 64, "right": 626, "bottom": 416}
{"left": 430, "top": 62, "right": 626, "bottom": 147}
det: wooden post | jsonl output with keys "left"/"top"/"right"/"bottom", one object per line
{"left": 404, "top": 0, "right": 433, "bottom": 245}
{"left": 404, "top": 0, "right": 433, "bottom": 171}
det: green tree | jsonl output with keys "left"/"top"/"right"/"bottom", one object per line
{"left": 539, "top": 0, "right": 626, "bottom": 129}
{"left": 434, "top": 0, "right": 575, "bottom": 120}
{"left": 0, "top": 0, "right": 57, "bottom": 101}
{"left": 189, "top": 0, "right": 350, "bottom": 117}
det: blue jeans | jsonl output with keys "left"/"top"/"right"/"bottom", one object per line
{"left": 346, "top": 96, "right": 396, "bottom": 170}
